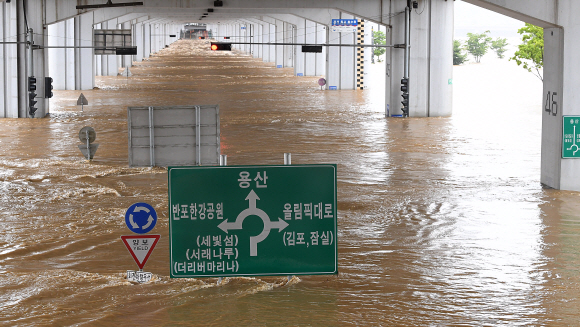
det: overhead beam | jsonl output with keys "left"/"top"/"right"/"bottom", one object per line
{"left": 462, "top": 0, "right": 559, "bottom": 28}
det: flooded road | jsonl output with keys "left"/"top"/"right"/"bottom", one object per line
{"left": 1, "top": 39, "right": 580, "bottom": 326}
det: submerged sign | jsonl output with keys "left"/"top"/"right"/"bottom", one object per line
{"left": 169, "top": 165, "right": 337, "bottom": 277}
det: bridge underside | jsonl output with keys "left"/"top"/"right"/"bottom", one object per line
{"left": 0, "top": 0, "right": 579, "bottom": 191}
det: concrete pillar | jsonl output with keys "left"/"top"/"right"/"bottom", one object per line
{"left": 326, "top": 11, "right": 341, "bottom": 90}
{"left": 144, "top": 24, "right": 151, "bottom": 58}
{"left": 150, "top": 23, "right": 157, "bottom": 54}
{"left": 284, "top": 22, "right": 294, "bottom": 68}
{"left": 389, "top": 0, "right": 453, "bottom": 117}
{"left": 98, "top": 19, "right": 119, "bottom": 76}
{"left": 275, "top": 20, "right": 284, "bottom": 68}
{"left": 541, "top": 27, "right": 564, "bottom": 190}
{"left": 27, "top": 0, "right": 47, "bottom": 117}
{"left": 383, "top": 25, "right": 392, "bottom": 117}
{"left": 234, "top": 23, "right": 240, "bottom": 51}
{"left": 122, "top": 21, "right": 132, "bottom": 68}
{"left": 94, "top": 23, "right": 102, "bottom": 76}
{"left": 65, "top": 19, "right": 75, "bottom": 89}
{"left": 295, "top": 18, "right": 306, "bottom": 76}
{"left": 340, "top": 14, "right": 356, "bottom": 90}
{"left": 16, "top": 0, "right": 26, "bottom": 118}
{"left": 74, "top": 13, "right": 94, "bottom": 90}
{"left": 47, "top": 22, "right": 66, "bottom": 90}
{"left": 316, "top": 24, "right": 326, "bottom": 76}
{"left": 256, "top": 24, "right": 263, "bottom": 58}
{"left": 250, "top": 23, "right": 260, "bottom": 58}
{"left": 304, "top": 20, "right": 317, "bottom": 76}
{"left": 48, "top": 19, "right": 74, "bottom": 90}
{"left": 135, "top": 22, "right": 144, "bottom": 62}
{"left": 263, "top": 23, "right": 274, "bottom": 63}
{"left": 107, "top": 20, "right": 118, "bottom": 76}
{"left": 0, "top": 2, "right": 18, "bottom": 118}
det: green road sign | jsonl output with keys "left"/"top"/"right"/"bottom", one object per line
{"left": 563, "top": 116, "right": 580, "bottom": 158}
{"left": 169, "top": 164, "right": 337, "bottom": 278}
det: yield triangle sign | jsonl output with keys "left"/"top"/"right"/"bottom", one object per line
{"left": 121, "top": 235, "right": 160, "bottom": 269}
{"left": 77, "top": 93, "right": 88, "bottom": 105}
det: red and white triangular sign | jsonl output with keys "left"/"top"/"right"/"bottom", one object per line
{"left": 121, "top": 235, "right": 161, "bottom": 269}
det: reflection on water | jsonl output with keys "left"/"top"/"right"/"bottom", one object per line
{"left": 0, "top": 40, "right": 579, "bottom": 325}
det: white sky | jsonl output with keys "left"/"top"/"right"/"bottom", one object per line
{"left": 454, "top": 0, "right": 526, "bottom": 39}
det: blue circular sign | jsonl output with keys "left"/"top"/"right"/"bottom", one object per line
{"left": 125, "top": 202, "right": 157, "bottom": 234}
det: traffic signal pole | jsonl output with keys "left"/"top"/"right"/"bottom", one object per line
{"left": 27, "top": 28, "right": 36, "bottom": 118}
{"left": 402, "top": 1, "right": 411, "bottom": 117}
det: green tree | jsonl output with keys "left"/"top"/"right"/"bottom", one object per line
{"left": 453, "top": 39, "right": 468, "bottom": 65}
{"left": 466, "top": 30, "right": 492, "bottom": 63}
{"left": 372, "top": 30, "right": 386, "bottom": 62}
{"left": 491, "top": 37, "right": 508, "bottom": 59}
{"left": 510, "top": 23, "right": 543, "bottom": 81}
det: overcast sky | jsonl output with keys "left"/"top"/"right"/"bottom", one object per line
{"left": 454, "top": 0, "right": 526, "bottom": 39}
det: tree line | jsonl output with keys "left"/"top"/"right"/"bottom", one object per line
{"left": 453, "top": 30, "right": 507, "bottom": 64}
{"left": 454, "top": 23, "right": 544, "bottom": 81}
{"left": 370, "top": 23, "right": 544, "bottom": 81}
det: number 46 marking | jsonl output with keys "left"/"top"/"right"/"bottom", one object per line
{"left": 545, "top": 91, "right": 558, "bottom": 116}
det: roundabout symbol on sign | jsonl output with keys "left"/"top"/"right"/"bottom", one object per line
{"left": 217, "top": 190, "right": 288, "bottom": 256}
{"left": 125, "top": 202, "right": 158, "bottom": 234}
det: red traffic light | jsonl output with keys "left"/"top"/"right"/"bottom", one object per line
{"left": 210, "top": 42, "right": 232, "bottom": 51}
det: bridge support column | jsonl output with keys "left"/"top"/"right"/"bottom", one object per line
{"left": 74, "top": 13, "right": 94, "bottom": 90}
{"left": 144, "top": 24, "right": 151, "bottom": 59}
{"left": 262, "top": 20, "right": 275, "bottom": 64}
{"left": 121, "top": 21, "right": 132, "bottom": 68}
{"left": 389, "top": 0, "right": 453, "bottom": 117}
{"left": 48, "top": 19, "right": 75, "bottom": 90}
{"left": 303, "top": 20, "right": 326, "bottom": 77}
{"left": 0, "top": 2, "right": 18, "bottom": 117}
{"left": 135, "top": 22, "right": 144, "bottom": 62}
{"left": 100, "top": 19, "right": 118, "bottom": 76}
{"left": 27, "top": 0, "right": 47, "bottom": 117}
{"left": 326, "top": 12, "right": 357, "bottom": 90}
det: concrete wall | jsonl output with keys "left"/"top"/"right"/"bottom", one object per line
{"left": 0, "top": 2, "right": 18, "bottom": 118}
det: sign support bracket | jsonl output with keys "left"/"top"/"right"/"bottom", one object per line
{"left": 217, "top": 153, "right": 228, "bottom": 286}
{"left": 284, "top": 153, "right": 294, "bottom": 283}
{"left": 196, "top": 106, "right": 201, "bottom": 165}
{"left": 148, "top": 106, "right": 155, "bottom": 167}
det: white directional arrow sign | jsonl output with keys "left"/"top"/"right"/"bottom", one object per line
{"left": 124, "top": 202, "right": 158, "bottom": 234}
{"left": 217, "top": 190, "right": 288, "bottom": 256}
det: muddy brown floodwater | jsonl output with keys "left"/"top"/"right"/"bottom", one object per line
{"left": 1, "top": 39, "right": 580, "bottom": 326}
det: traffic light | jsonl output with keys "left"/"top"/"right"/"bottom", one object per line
{"left": 401, "top": 92, "right": 409, "bottom": 108}
{"left": 45, "top": 77, "right": 53, "bottom": 98}
{"left": 401, "top": 78, "right": 409, "bottom": 117}
{"left": 400, "top": 78, "right": 408, "bottom": 92}
{"left": 28, "top": 92, "right": 38, "bottom": 117}
{"left": 28, "top": 76, "right": 36, "bottom": 92}
{"left": 28, "top": 76, "right": 38, "bottom": 117}
{"left": 210, "top": 42, "right": 231, "bottom": 51}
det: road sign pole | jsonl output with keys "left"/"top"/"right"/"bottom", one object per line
{"left": 284, "top": 153, "right": 294, "bottom": 283}
{"left": 85, "top": 130, "right": 90, "bottom": 160}
{"left": 217, "top": 154, "right": 228, "bottom": 286}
